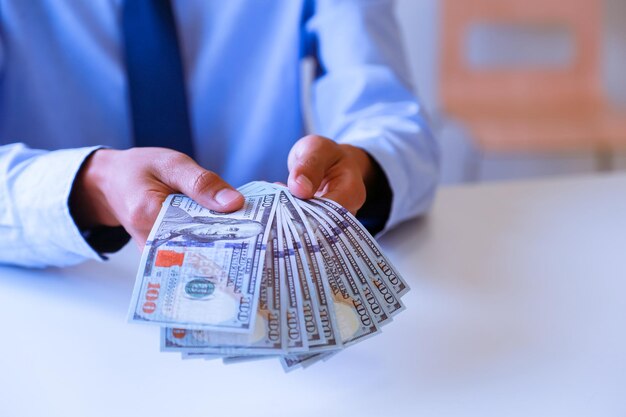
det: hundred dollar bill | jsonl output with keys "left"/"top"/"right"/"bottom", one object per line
{"left": 276, "top": 207, "right": 308, "bottom": 352}
{"left": 161, "top": 215, "right": 284, "bottom": 355}
{"left": 236, "top": 181, "right": 279, "bottom": 198}
{"left": 280, "top": 341, "right": 344, "bottom": 371}
{"left": 128, "top": 192, "right": 276, "bottom": 332}
{"left": 181, "top": 352, "right": 221, "bottom": 361}
{"left": 236, "top": 181, "right": 266, "bottom": 196}
{"left": 306, "top": 198, "right": 410, "bottom": 298}
{"left": 276, "top": 190, "right": 345, "bottom": 371}
{"left": 281, "top": 352, "right": 319, "bottom": 372}
{"left": 303, "top": 205, "right": 391, "bottom": 326}
{"left": 277, "top": 190, "right": 341, "bottom": 351}
{"left": 280, "top": 204, "right": 325, "bottom": 346}
{"left": 303, "top": 200, "right": 404, "bottom": 318}
{"left": 300, "top": 208, "right": 380, "bottom": 347}
{"left": 222, "top": 355, "right": 278, "bottom": 365}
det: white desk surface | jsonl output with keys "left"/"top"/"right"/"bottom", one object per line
{"left": 1, "top": 174, "right": 625, "bottom": 417}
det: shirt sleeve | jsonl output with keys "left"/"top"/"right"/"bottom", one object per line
{"left": 304, "top": 0, "right": 440, "bottom": 233}
{"left": 0, "top": 143, "right": 121, "bottom": 268}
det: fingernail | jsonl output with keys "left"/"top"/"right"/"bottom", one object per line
{"left": 215, "top": 189, "right": 241, "bottom": 207}
{"left": 295, "top": 175, "right": 313, "bottom": 193}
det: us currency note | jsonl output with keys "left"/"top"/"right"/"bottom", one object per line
{"left": 181, "top": 352, "right": 221, "bottom": 361}
{"left": 307, "top": 198, "right": 410, "bottom": 298}
{"left": 281, "top": 352, "right": 320, "bottom": 372}
{"left": 134, "top": 181, "right": 409, "bottom": 372}
{"left": 237, "top": 181, "right": 277, "bottom": 197}
{"left": 161, "top": 218, "right": 284, "bottom": 354}
{"left": 236, "top": 181, "right": 266, "bottom": 196}
{"left": 279, "top": 200, "right": 326, "bottom": 345}
{"left": 300, "top": 208, "right": 380, "bottom": 347}
{"left": 303, "top": 201, "right": 404, "bottom": 318}
{"left": 222, "top": 355, "right": 278, "bottom": 365}
{"left": 303, "top": 205, "right": 391, "bottom": 326}
{"left": 276, "top": 207, "right": 308, "bottom": 352}
{"left": 128, "top": 192, "right": 276, "bottom": 332}
{"left": 281, "top": 212, "right": 324, "bottom": 346}
{"left": 278, "top": 190, "right": 341, "bottom": 351}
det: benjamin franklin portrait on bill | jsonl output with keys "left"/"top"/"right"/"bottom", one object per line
{"left": 152, "top": 206, "right": 264, "bottom": 247}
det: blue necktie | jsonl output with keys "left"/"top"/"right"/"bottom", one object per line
{"left": 122, "top": 0, "right": 195, "bottom": 159}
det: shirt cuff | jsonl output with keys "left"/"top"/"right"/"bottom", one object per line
{"left": 336, "top": 131, "right": 439, "bottom": 236}
{"left": 355, "top": 154, "right": 392, "bottom": 235}
{"left": 12, "top": 146, "right": 119, "bottom": 267}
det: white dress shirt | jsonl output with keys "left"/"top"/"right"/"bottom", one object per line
{"left": 0, "top": 0, "right": 439, "bottom": 268}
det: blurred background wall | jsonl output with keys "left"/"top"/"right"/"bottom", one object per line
{"left": 395, "top": 0, "right": 626, "bottom": 184}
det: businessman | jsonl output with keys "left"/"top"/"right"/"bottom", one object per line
{"left": 0, "top": 0, "right": 438, "bottom": 268}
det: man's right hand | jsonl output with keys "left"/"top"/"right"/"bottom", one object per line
{"left": 70, "top": 147, "right": 244, "bottom": 247}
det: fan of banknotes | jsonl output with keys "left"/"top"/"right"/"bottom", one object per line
{"left": 128, "top": 181, "right": 408, "bottom": 371}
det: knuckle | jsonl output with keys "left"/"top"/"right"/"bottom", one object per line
{"left": 125, "top": 147, "right": 149, "bottom": 162}
{"left": 126, "top": 202, "right": 147, "bottom": 229}
{"left": 298, "top": 153, "right": 321, "bottom": 170}
{"left": 124, "top": 147, "right": 139, "bottom": 157}
{"left": 126, "top": 194, "right": 162, "bottom": 230}
{"left": 192, "top": 170, "right": 220, "bottom": 195}
{"left": 165, "top": 151, "right": 191, "bottom": 167}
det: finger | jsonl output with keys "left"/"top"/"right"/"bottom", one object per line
{"left": 156, "top": 152, "right": 244, "bottom": 212}
{"left": 316, "top": 171, "right": 366, "bottom": 214}
{"left": 287, "top": 135, "right": 341, "bottom": 199}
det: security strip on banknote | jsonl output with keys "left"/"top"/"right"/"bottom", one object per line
{"left": 128, "top": 181, "right": 407, "bottom": 371}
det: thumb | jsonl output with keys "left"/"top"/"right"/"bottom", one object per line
{"left": 287, "top": 135, "right": 341, "bottom": 199}
{"left": 157, "top": 153, "right": 244, "bottom": 212}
